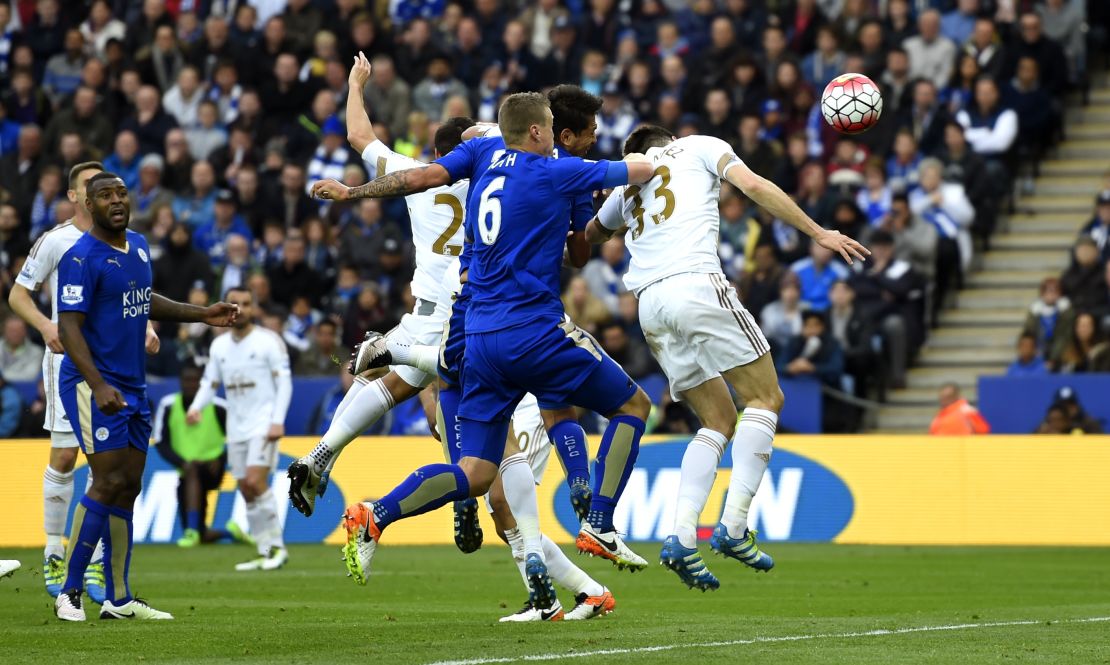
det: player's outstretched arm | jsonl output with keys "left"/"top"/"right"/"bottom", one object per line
{"left": 724, "top": 162, "right": 870, "bottom": 264}
{"left": 57, "top": 311, "right": 126, "bottom": 415}
{"left": 150, "top": 293, "right": 239, "bottom": 326}
{"left": 345, "top": 51, "right": 377, "bottom": 154}
{"left": 311, "top": 164, "right": 452, "bottom": 202}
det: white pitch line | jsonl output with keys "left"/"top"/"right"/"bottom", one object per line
{"left": 426, "top": 616, "right": 1110, "bottom": 665}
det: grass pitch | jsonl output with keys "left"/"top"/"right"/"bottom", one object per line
{"left": 1, "top": 543, "right": 1108, "bottom": 664}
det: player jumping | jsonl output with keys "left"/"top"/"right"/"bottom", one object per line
{"left": 336, "top": 93, "right": 654, "bottom": 610}
{"left": 53, "top": 172, "right": 238, "bottom": 621}
{"left": 9, "top": 161, "right": 157, "bottom": 603}
{"left": 586, "top": 125, "right": 869, "bottom": 589}
{"left": 187, "top": 286, "right": 292, "bottom": 571}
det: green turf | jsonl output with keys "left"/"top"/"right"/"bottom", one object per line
{"left": 1, "top": 543, "right": 1108, "bottom": 664}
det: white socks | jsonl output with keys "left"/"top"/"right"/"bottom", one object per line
{"left": 674, "top": 428, "right": 728, "bottom": 548}
{"left": 308, "top": 378, "right": 395, "bottom": 473}
{"left": 43, "top": 466, "right": 74, "bottom": 559}
{"left": 504, "top": 530, "right": 605, "bottom": 597}
{"left": 332, "top": 377, "right": 368, "bottom": 420}
{"left": 247, "top": 489, "right": 284, "bottom": 555}
{"left": 387, "top": 341, "right": 440, "bottom": 375}
{"left": 503, "top": 527, "right": 530, "bottom": 591}
{"left": 721, "top": 408, "right": 777, "bottom": 539}
{"left": 542, "top": 534, "right": 604, "bottom": 597}
{"left": 499, "top": 454, "right": 541, "bottom": 558}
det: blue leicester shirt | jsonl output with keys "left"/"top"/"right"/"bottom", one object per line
{"left": 57, "top": 230, "right": 154, "bottom": 394}
{"left": 463, "top": 149, "right": 626, "bottom": 334}
{"left": 435, "top": 137, "right": 597, "bottom": 273}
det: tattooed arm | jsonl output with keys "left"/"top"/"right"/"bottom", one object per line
{"left": 311, "top": 164, "right": 453, "bottom": 201}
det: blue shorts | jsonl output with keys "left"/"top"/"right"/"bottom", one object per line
{"left": 458, "top": 318, "right": 638, "bottom": 462}
{"left": 59, "top": 379, "right": 151, "bottom": 455}
{"left": 437, "top": 287, "right": 469, "bottom": 387}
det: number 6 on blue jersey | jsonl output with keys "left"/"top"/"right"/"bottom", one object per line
{"left": 478, "top": 177, "right": 505, "bottom": 245}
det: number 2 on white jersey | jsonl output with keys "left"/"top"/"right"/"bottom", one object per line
{"left": 478, "top": 176, "right": 505, "bottom": 245}
{"left": 432, "top": 193, "right": 463, "bottom": 256}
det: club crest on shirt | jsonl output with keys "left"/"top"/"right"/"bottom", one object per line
{"left": 95, "top": 427, "right": 109, "bottom": 441}
{"left": 138, "top": 247, "right": 148, "bottom": 263}
{"left": 60, "top": 284, "right": 83, "bottom": 305}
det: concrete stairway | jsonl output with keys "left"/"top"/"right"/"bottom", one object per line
{"left": 875, "top": 84, "right": 1110, "bottom": 432}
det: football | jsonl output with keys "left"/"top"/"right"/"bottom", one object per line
{"left": 821, "top": 73, "right": 883, "bottom": 134}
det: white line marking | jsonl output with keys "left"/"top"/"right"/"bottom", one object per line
{"left": 426, "top": 616, "right": 1110, "bottom": 665}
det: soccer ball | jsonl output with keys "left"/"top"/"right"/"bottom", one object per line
{"left": 820, "top": 73, "right": 883, "bottom": 135}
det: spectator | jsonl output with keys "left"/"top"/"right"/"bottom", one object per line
{"left": 1006, "top": 57, "right": 1058, "bottom": 160}
{"left": 940, "top": 0, "right": 977, "bottom": 47}
{"left": 4, "top": 67, "right": 52, "bottom": 128}
{"left": 900, "top": 79, "right": 950, "bottom": 158}
{"left": 81, "top": 0, "right": 126, "bottom": 60}
{"left": 1049, "top": 386, "right": 1104, "bottom": 433}
{"left": 283, "top": 295, "right": 323, "bottom": 353}
{"left": 42, "top": 28, "right": 86, "bottom": 107}
{"left": 0, "top": 369, "right": 22, "bottom": 437}
{"left": 164, "top": 65, "right": 206, "bottom": 129}
{"left": 265, "top": 162, "right": 316, "bottom": 229}
{"left": 962, "top": 18, "right": 1006, "bottom": 80}
{"left": 1080, "top": 190, "right": 1110, "bottom": 263}
{"left": 1036, "top": 404, "right": 1077, "bottom": 434}
{"left": 776, "top": 310, "right": 845, "bottom": 389}
{"left": 395, "top": 18, "right": 443, "bottom": 86}
{"left": 540, "top": 16, "right": 583, "bottom": 90}
{"left": 1038, "top": 0, "right": 1085, "bottom": 86}
{"left": 128, "top": 0, "right": 173, "bottom": 53}
{"left": 173, "top": 160, "right": 218, "bottom": 226}
{"left": 761, "top": 273, "right": 807, "bottom": 352}
{"left": 305, "top": 116, "right": 350, "bottom": 205}
{"left": 1007, "top": 332, "right": 1048, "bottom": 377}
{"left": 1021, "top": 277, "right": 1075, "bottom": 367}
{"left": 1061, "top": 237, "right": 1108, "bottom": 313}
{"left": 342, "top": 281, "right": 398, "bottom": 348}
{"left": 269, "top": 234, "right": 324, "bottom": 309}
{"left": 595, "top": 83, "right": 638, "bottom": 160}
{"left": 194, "top": 189, "right": 253, "bottom": 267}
{"left": 43, "top": 86, "right": 113, "bottom": 157}
{"left": 734, "top": 114, "right": 780, "bottom": 182}
{"left": 563, "top": 275, "right": 611, "bottom": 335}
{"left": 499, "top": 20, "right": 541, "bottom": 93}
{"left": 131, "top": 154, "right": 173, "bottom": 231}
{"left": 0, "top": 316, "right": 43, "bottom": 381}
{"left": 885, "top": 193, "right": 939, "bottom": 320}
{"left": 910, "top": 157, "right": 975, "bottom": 273}
{"left": 598, "top": 321, "right": 658, "bottom": 381}
{"left": 1055, "top": 312, "right": 1110, "bottom": 374}
{"left": 880, "top": 47, "right": 915, "bottom": 121}
{"left": 153, "top": 222, "right": 214, "bottom": 306}
{"left": 848, "top": 230, "right": 925, "bottom": 389}
{"left": 102, "top": 130, "right": 142, "bottom": 192}
{"left": 120, "top": 85, "right": 179, "bottom": 157}
{"left": 828, "top": 280, "right": 878, "bottom": 399}
{"left": 212, "top": 232, "right": 256, "bottom": 300}
{"left": 856, "top": 159, "right": 893, "bottom": 227}
{"left": 1004, "top": 12, "right": 1069, "bottom": 96}
{"left": 801, "top": 24, "right": 844, "bottom": 89}
{"left": 260, "top": 53, "right": 312, "bottom": 125}
{"left": 0, "top": 203, "right": 31, "bottom": 279}
{"left": 929, "top": 382, "right": 990, "bottom": 435}
{"left": 903, "top": 10, "right": 956, "bottom": 91}
{"left": 363, "top": 55, "right": 413, "bottom": 143}
{"left": 955, "top": 78, "right": 1018, "bottom": 186}
{"left": 295, "top": 319, "right": 340, "bottom": 376}
{"left": 582, "top": 237, "right": 626, "bottom": 316}
{"left": 184, "top": 100, "right": 228, "bottom": 162}
{"left": 28, "top": 165, "right": 64, "bottom": 241}
{"left": 790, "top": 244, "right": 849, "bottom": 312}
{"left": 738, "top": 244, "right": 785, "bottom": 323}
{"left": 937, "top": 121, "right": 993, "bottom": 242}
{"left": 885, "top": 129, "right": 922, "bottom": 193}
{"left": 139, "top": 25, "right": 186, "bottom": 92}
{"left": 413, "top": 55, "right": 468, "bottom": 120}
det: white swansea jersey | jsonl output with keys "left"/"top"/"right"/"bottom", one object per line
{"left": 15, "top": 220, "right": 86, "bottom": 322}
{"left": 597, "top": 135, "right": 743, "bottom": 294}
{"left": 202, "top": 327, "right": 291, "bottom": 442}
{"left": 362, "top": 140, "right": 469, "bottom": 304}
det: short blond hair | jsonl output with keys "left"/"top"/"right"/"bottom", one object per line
{"left": 498, "top": 92, "right": 549, "bottom": 145}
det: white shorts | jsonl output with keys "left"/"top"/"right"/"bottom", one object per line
{"left": 638, "top": 272, "right": 770, "bottom": 401}
{"left": 390, "top": 298, "right": 450, "bottom": 389}
{"left": 42, "top": 350, "right": 75, "bottom": 437}
{"left": 227, "top": 436, "right": 279, "bottom": 480}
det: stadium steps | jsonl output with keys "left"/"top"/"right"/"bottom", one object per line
{"left": 871, "top": 74, "right": 1109, "bottom": 433}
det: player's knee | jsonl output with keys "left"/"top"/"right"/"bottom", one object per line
{"left": 541, "top": 407, "right": 576, "bottom": 430}
{"left": 617, "top": 388, "right": 652, "bottom": 420}
{"left": 92, "top": 470, "right": 130, "bottom": 502}
{"left": 238, "top": 478, "right": 261, "bottom": 501}
{"left": 488, "top": 491, "right": 510, "bottom": 521}
{"left": 706, "top": 413, "right": 737, "bottom": 440}
{"left": 749, "top": 386, "right": 785, "bottom": 415}
{"left": 50, "top": 446, "right": 78, "bottom": 473}
{"left": 458, "top": 459, "right": 495, "bottom": 496}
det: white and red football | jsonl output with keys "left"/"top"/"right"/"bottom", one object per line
{"left": 820, "top": 73, "right": 883, "bottom": 135}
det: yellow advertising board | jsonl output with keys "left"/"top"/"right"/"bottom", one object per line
{"left": 2, "top": 435, "right": 1108, "bottom": 547}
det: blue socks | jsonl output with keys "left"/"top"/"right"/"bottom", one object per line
{"left": 187, "top": 510, "right": 201, "bottom": 531}
{"left": 63, "top": 495, "right": 108, "bottom": 594}
{"left": 373, "top": 464, "right": 470, "bottom": 531}
{"left": 438, "top": 386, "right": 462, "bottom": 464}
{"left": 102, "top": 504, "right": 134, "bottom": 604}
{"left": 549, "top": 418, "right": 590, "bottom": 487}
{"left": 588, "top": 414, "right": 645, "bottom": 531}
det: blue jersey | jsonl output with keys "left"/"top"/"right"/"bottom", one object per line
{"left": 464, "top": 149, "right": 625, "bottom": 334}
{"left": 57, "top": 230, "right": 153, "bottom": 394}
{"left": 435, "top": 138, "right": 596, "bottom": 272}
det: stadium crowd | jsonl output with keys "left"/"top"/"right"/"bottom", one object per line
{"left": 0, "top": 0, "right": 1106, "bottom": 434}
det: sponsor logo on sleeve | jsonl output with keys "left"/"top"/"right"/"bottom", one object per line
{"left": 60, "top": 285, "right": 84, "bottom": 305}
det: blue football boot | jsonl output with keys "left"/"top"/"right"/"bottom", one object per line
{"left": 710, "top": 524, "right": 774, "bottom": 572}
{"left": 659, "top": 535, "right": 720, "bottom": 591}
